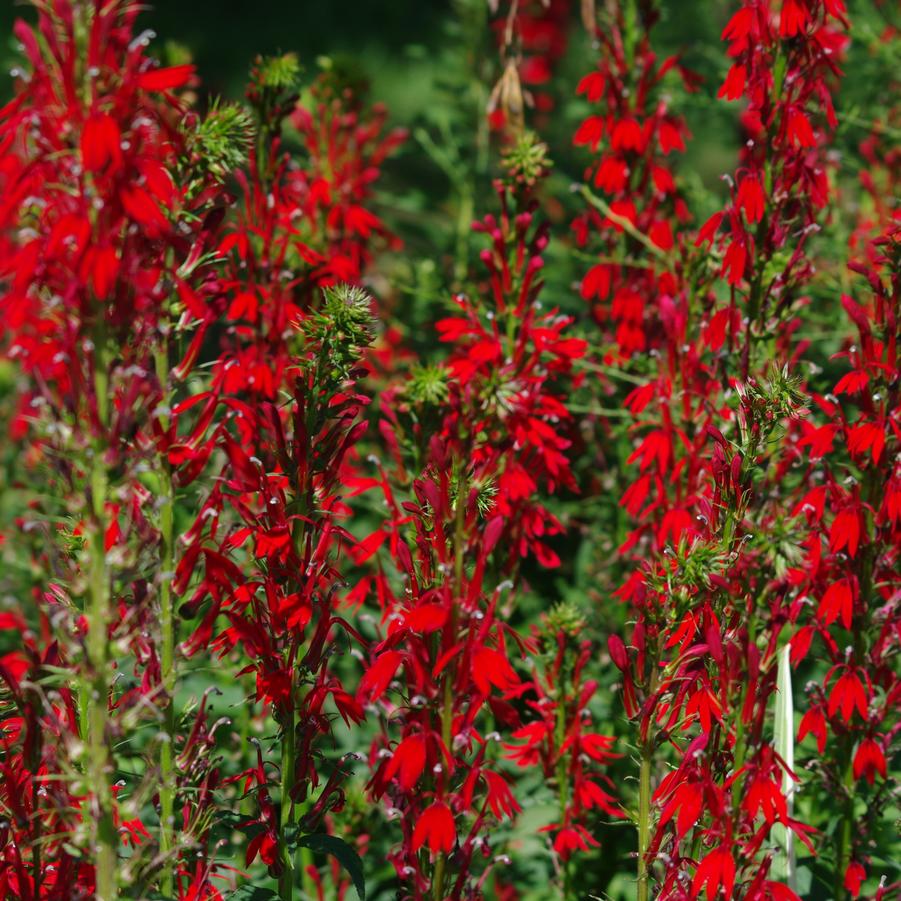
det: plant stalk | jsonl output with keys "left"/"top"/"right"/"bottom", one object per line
{"left": 87, "top": 337, "right": 118, "bottom": 901}
{"left": 555, "top": 692, "right": 571, "bottom": 898}
{"left": 637, "top": 664, "right": 659, "bottom": 901}
{"left": 834, "top": 736, "right": 854, "bottom": 901}
{"left": 636, "top": 744, "right": 652, "bottom": 901}
{"left": 279, "top": 700, "right": 296, "bottom": 901}
{"left": 154, "top": 341, "right": 177, "bottom": 894}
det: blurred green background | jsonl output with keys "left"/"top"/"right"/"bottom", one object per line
{"left": 1, "top": 0, "right": 891, "bottom": 211}
{"left": 0, "top": 0, "right": 740, "bottom": 189}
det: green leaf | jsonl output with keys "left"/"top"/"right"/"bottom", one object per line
{"left": 298, "top": 833, "right": 366, "bottom": 900}
{"left": 226, "top": 887, "right": 280, "bottom": 901}
{"left": 795, "top": 865, "right": 813, "bottom": 895}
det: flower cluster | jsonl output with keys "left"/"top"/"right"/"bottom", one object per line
{"left": 356, "top": 136, "right": 608, "bottom": 898}
{"left": 0, "top": 1, "right": 237, "bottom": 895}
{"left": 575, "top": 2, "right": 895, "bottom": 900}
{"left": 0, "top": 1, "right": 897, "bottom": 900}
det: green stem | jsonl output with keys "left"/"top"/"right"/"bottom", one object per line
{"left": 155, "top": 341, "right": 177, "bottom": 895}
{"left": 636, "top": 745, "right": 652, "bottom": 901}
{"left": 637, "top": 665, "right": 659, "bottom": 901}
{"left": 87, "top": 338, "right": 118, "bottom": 901}
{"left": 555, "top": 697, "right": 571, "bottom": 898}
{"left": 279, "top": 701, "right": 296, "bottom": 901}
{"left": 834, "top": 736, "right": 854, "bottom": 901}
{"left": 431, "top": 854, "right": 447, "bottom": 901}
{"left": 287, "top": 520, "right": 316, "bottom": 900}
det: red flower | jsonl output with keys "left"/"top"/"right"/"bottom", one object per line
{"left": 846, "top": 421, "right": 885, "bottom": 464}
{"left": 383, "top": 734, "right": 427, "bottom": 791}
{"left": 581, "top": 263, "right": 612, "bottom": 300}
{"left": 798, "top": 705, "right": 827, "bottom": 753}
{"left": 412, "top": 802, "right": 456, "bottom": 855}
{"left": 722, "top": 7, "right": 755, "bottom": 54}
{"left": 80, "top": 113, "right": 122, "bottom": 173}
{"left": 722, "top": 239, "right": 747, "bottom": 286}
{"left": 137, "top": 63, "right": 196, "bottom": 92}
{"left": 844, "top": 861, "right": 866, "bottom": 898}
{"left": 696, "top": 211, "right": 724, "bottom": 245}
{"left": 657, "top": 782, "right": 703, "bottom": 838}
{"left": 827, "top": 667, "right": 868, "bottom": 722}
{"left": 657, "top": 120, "right": 685, "bottom": 154}
{"left": 119, "top": 817, "right": 150, "bottom": 848}
{"left": 692, "top": 847, "right": 736, "bottom": 901}
{"left": 780, "top": 0, "right": 810, "bottom": 37}
{"left": 574, "top": 115, "right": 605, "bottom": 150}
{"left": 359, "top": 650, "right": 403, "bottom": 703}
{"left": 577, "top": 779, "right": 621, "bottom": 817}
{"left": 611, "top": 117, "right": 643, "bottom": 151}
{"left": 830, "top": 508, "right": 861, "bottom": 558}
{"left": 649, "top": 220, "right": 674, "bottom": 251}
{"left": 737, "top": 175, "right": 765, "bottom": 223}
{"left": 718, "top": 64, "right": 746, "bottom": 100}
{"left": 551, "top": 824, "right": 599, "bottom": 859}
{"left": 853, "top": 737, "right": 887, "bottom": 784}
{"left": 744, "top": 773, "right": 787, "bottom": 824}
{"left": 786, "top": 109, "right": 816, "bottom": 147}
{"left": 483, "top": 771, "right": 521, "bottom": 820}
{"left": 576, "top": 71, "right": 606, "bottom": 102}
{"left": 472, "top": 647, "right": 519, "bottom": 696}
{"left": 818, "top": 580, "right": 853, "bottom": 629}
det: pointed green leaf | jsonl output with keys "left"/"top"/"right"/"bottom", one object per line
{"left": 226, "top": 887, "right": 280, "bottom": 901}
{"left": 298, "top": 833, "right": 366, "bottom": 900}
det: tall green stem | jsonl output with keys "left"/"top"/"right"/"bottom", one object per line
{"left": 636, "top": 665, "right": 658, "bottom": 901}
{"left": 636, "top": 746, "right": 652, "bottom": 901}
{"left": 279, "top": 701, "right": 296, "bottom": 901}
{"left": 282, "top": 508, "right": 314, "bottom": 900}
{"left": 834, "top": 736, "right": 854, "bottom": 901}
{"left": 87, "top": 338, "right": 118, "bottom": 901}
{"left": 154, "top": 341, "right": 177, "bottom": 894}
{"left": 555, "top": 695, "right": 571, "bottom": 898}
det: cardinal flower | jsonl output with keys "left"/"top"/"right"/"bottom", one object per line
{"left": 853, "top": 737, "right": 887, "bottom": 785}
{"left": 412, "top": 802, "right": 456, "bottom": 856}
{"left": 692, "top": 847, "right": 736, "bottom": 901}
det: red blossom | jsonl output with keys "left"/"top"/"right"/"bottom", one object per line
{"left": 412, "top": 802, "right": 456, "bottom": 856}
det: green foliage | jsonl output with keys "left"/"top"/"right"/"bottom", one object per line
{"left": 185, "top": 99, "right": 254, "bottom": 180}
{"left": 541, "top": 600, "right": 588, "bottom": 644}
{"left": 255, "top": 52, "right": 301, "bottom": 92}
{"left": 501, "top": 130, "right": 552, "bottom": 189}
{"left": 226, "top": 888, "right": 281, "bottom": 901}
{"left": 304, "top": 284, "right": 375, "bottom": 383}
{"left": 406, "top": 364, "right": 450, "bottom": 406}
{"left": 295, "top": 834, "right": 366, "bottom": 900}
